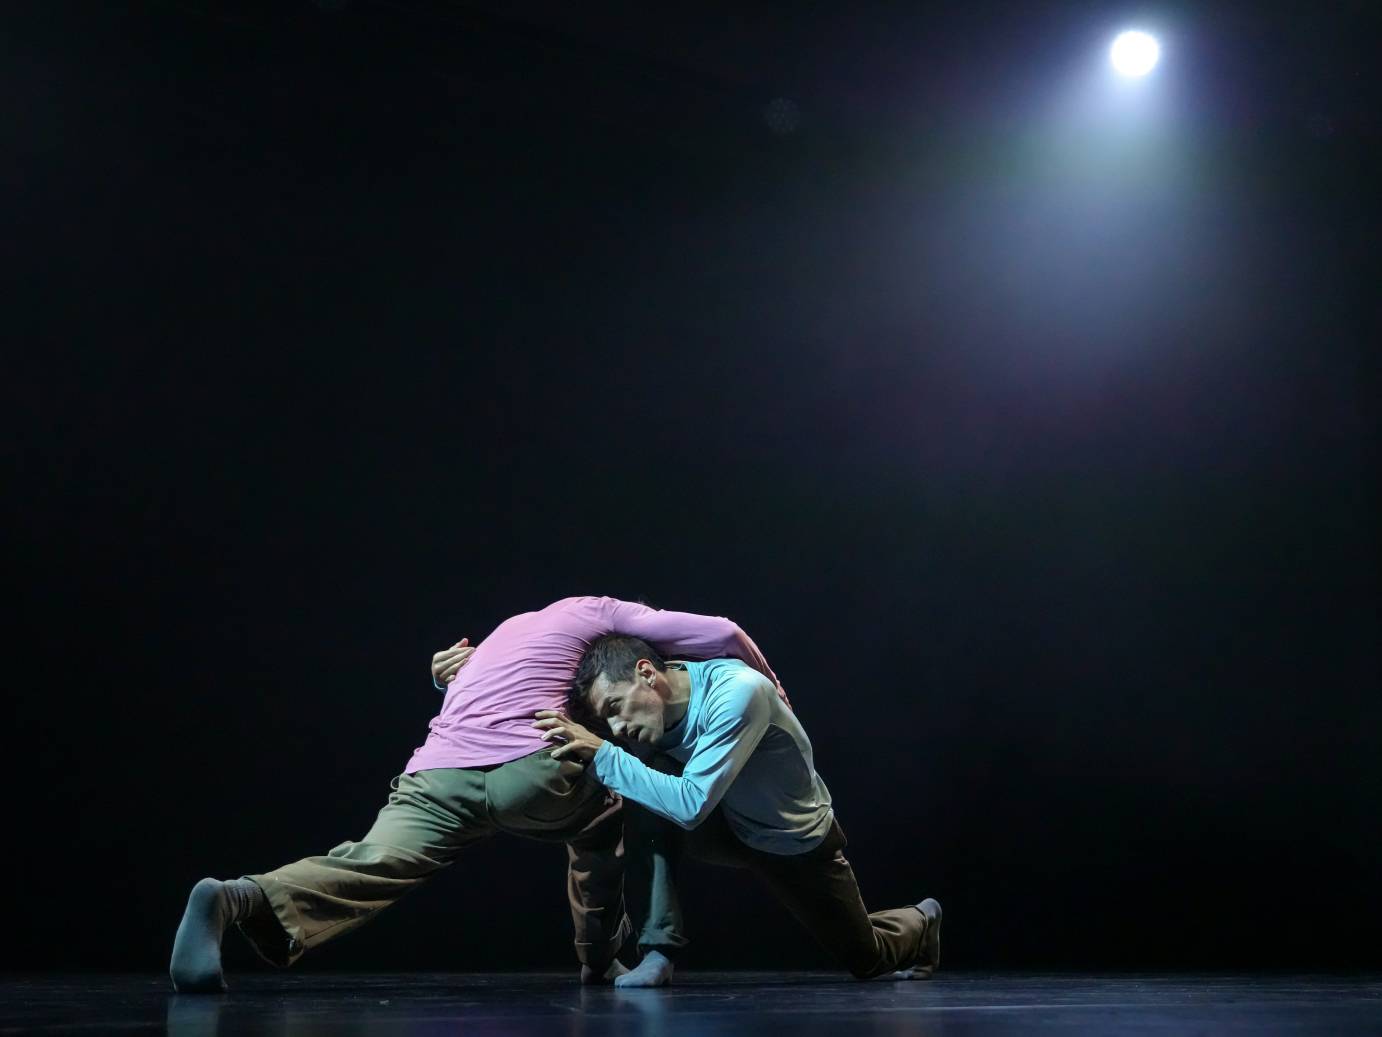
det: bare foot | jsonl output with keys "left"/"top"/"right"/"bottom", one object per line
{"left": 613, "top": 950, "right": 675, "bottom": 988}
{"left": 580, "top": 959, "right": 630, "bottom": 985}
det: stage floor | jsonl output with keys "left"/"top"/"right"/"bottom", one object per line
{"left": 3, "top": 972, "right": 1379, "bottom": 1034}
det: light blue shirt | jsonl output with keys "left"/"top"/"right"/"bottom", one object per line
{"left": 591, "top": 658, "right": 834, "bottom": 854}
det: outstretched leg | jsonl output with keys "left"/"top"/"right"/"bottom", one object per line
{"left": 692, "top": 811, "right": 935, "bottom": 980}
{"left": 169, "top": 768, "right": 492, "bottom": 991}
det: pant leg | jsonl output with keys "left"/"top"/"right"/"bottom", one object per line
{"left": 243, "top": 768, "right": 491, "bottom": 966}
{"left": 483, "top": 749, "right": 633, "bottom": 969}
{"left": 623, "top": 800, "right": 691, "bottom": 954}
{"left": 619, "top": 753, "right": 692, "bottom": 955}
{"left": 562, "top": 792, "right": 630, "bottom": 970}
{"left": 687, "top": 810, "right": 926, "bottom": 979}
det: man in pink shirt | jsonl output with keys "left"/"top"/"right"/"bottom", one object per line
{"left": 169, "top": 596, "right": 782, "bottom": 992}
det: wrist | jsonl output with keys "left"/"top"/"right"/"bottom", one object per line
{"left": 591, "top": 739, "right": 614, "bottom": 775}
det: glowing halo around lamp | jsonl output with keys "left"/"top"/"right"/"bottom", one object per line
{"left": 1110, "top": 30, "right": 1160, "bottom": 77}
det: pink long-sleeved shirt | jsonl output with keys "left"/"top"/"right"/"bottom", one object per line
{"left": 404, "top": 596, "right": 781, "bottom": 772}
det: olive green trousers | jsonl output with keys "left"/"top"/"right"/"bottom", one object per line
{"left": 240, "top": 749, "right": 629, "bottom": 970}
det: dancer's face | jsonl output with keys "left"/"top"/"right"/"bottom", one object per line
{"left": 588, "top": 663, "right": 668, "bottom": 746}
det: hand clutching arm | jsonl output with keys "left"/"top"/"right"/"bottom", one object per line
{"left": 430, "top": 638, "right": 476, "bottom": 691}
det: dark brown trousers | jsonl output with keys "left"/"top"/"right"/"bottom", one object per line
{"left": 626, "top": 794, "right": 927, "bottom": 979}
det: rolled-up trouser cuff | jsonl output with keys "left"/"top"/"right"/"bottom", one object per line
{"left": 637, "top": 926, "right": 690, "bottom": 957}
{"left": 574, "top": 912, "right": 632, "bottom": 970}
{"left": 237, "top": 875, "right": 306, "bottom": 968}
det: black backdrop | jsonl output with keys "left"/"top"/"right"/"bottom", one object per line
{"left": 7, "top": 1, "right": 1379, "bottom": 973}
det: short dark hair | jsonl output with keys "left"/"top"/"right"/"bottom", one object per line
{"left": 567, "top": 635, "right": 666, "bottom": 730}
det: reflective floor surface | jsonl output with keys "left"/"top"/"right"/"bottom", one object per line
{"left": 3, "top": 972, "right": 1380, "bottom": 1035}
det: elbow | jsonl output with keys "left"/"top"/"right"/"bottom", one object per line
{"left": 722, "top": 621, "right": 750, "bottom": 651}
{"left": 680, "top": 799, "right": 716, "bottom": 830}
{"left": 666, "top": 789, "right": 715, "bottom": 830}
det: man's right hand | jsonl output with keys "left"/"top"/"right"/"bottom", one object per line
{"left": 432, "top": 638, "right": 476, "bottom": 688}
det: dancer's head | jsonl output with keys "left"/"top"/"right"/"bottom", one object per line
{"left": 569, "top": 635, "right": 671, "bottom": 746}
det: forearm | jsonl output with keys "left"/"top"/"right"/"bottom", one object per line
{"left": 603, "top": 598, "right": 777, "bottom": 680}
{"left": 718, "top": 624, "right": 779, "bottom": 687}
{"left": 591, "top": 743, "right": 715, "bottom": 829}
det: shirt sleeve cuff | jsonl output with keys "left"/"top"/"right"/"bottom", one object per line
{"left": 592, "top": 740, "right": 622, "bottom": 783}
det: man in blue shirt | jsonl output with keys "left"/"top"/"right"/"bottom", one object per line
{"left": 534, "top": 634, "right": 941, "bottom": 987}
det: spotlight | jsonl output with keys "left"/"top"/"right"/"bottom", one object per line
{"left": 1109, "top": 30, "right": 1160, "bottom": 77}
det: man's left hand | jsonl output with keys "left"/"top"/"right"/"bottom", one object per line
{"left": 533, "top": 710, "right": 605, "bottom": 764}
{"left": 432, "top": 638, "right": 476, "bottom": 687}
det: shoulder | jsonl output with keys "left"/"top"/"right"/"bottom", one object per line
{"left": 699, "top": 660, "right": 775, "bottom": 718}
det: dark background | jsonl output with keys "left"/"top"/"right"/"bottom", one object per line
{"left": 6, "top": 0, "right": 1378, "bottom": 972}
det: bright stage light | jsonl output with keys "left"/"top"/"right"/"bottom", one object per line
{"left": 1110, "top": 30, "right": 1160, "bottom": 77}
